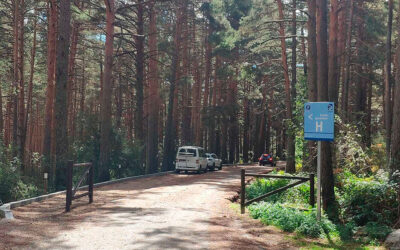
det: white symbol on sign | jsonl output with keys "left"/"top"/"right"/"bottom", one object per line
{"left": 316, "top": 121, "right": 323, "bottom": 132}
{"left": 308, "top": 114, "right": 313, "bottom": 120}
{"left": 316, "top": 114, "right": 328, "bottom": 120}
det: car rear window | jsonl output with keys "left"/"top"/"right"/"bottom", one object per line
{"left": 187, "top": 149, "right": 197, "bottom": 156}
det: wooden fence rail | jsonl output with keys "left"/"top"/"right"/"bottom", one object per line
{"left": 66, "top": 161, "right": 93, "bottom": 212}
{"left": 240, "top": 169, "right": 314, "bottom": 214}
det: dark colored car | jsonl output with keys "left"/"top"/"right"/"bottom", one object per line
{"left": 259, "top": 153, "right": 275, "bottom": 166}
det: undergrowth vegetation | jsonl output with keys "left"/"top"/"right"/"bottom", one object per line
{"left": 0, "top": 143, "right": 39, "bottom": 203}
{"left": 246, "top": 170, "right": 398, "bottom": 243}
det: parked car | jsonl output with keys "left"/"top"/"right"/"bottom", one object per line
{"left": 175, "top": 146, "right": 208, "bottom": 174}
{"left": 259, "top": 153, "right": 275, "bottom": 166}
{"left": 206, "top": 153, "right": 223, "bottom": 171}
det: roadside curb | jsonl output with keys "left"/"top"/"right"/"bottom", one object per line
{"left": 0, "top": 170, "right": 174, "bottom": 220}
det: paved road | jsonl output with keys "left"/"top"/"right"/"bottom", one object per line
{"left": 0, "top": 163, "right": 295, "bottom": 250}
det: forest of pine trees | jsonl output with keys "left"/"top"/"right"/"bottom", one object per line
{"left": 0, "top": 0, "right": 399, "bottom": 213}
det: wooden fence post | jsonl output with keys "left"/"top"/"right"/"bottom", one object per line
{"left": 241, "top": 169, "right": 245, "bottom": 214}
{"left": 88, "top": 163, "right": 93, "bottom": 203}
{"left": 310, "top": 173, "right": 315, "bottom": 207}
{"left": 66, "top": 160, "right": 73, "bottom": 212}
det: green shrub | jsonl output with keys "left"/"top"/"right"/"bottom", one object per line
{"left": 364, "top": 222, "right": 393, "bottom": 240}
{"left": 336, "top": 222, "right": 357, "bottom": 241}
{"left": 338, "top": 174, "right": 398, "bottom": 227}
{"left": 335, "top": 172, "right": 397, "bottom": 241}
{"left": 0, "top": 153, "right": 39, "bottom": 203}
{"left": 249, "top": 202, "right": 337, "bottom": 238}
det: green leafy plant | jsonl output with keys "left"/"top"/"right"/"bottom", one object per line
{"left": 249, "top": 202, "right": 337, "bottom": 238}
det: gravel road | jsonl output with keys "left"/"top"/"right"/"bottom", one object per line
{"left": 0, "top": 163, "right": 296, "bottom": 250}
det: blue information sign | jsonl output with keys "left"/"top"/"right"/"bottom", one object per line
{"left": 304, "top": 102, "right": 334, "bottom": 141}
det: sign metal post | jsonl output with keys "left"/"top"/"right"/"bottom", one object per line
{"left": 317, "top": 141, "right": 321, "bottom": 221}
{"left": 304, "top": 102, "right": 334, "bottom": 221}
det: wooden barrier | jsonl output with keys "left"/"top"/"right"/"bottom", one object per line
{"left": 240, "top": 169, "right": 314, "bottom": 214}
{"left": 66, "top": 161, "right": 93, "bottom": 212}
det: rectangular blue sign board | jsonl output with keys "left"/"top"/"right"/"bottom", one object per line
{"left": 304, "top": 102, "right": 334, "bottom": 141}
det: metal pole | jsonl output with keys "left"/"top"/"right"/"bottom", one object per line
{"left": 317, "top": 141, "right": 321, "bottom": 221}
{"left": 240, "top": 169, "right": 245, "bottom": 214}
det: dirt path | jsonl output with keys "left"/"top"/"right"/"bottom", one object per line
{"left": 0, "top": 164, "right": 296, "bottom": 250}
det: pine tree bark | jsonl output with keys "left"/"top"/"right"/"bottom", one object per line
{"left": 243, "top": 83, "right": 250, "bottom": 162}
{"left": 341, "top": 0, "right": 353, "bottom": 120}
{"left": 135, "top": 0, "right": 144, "bottom": 142}
{"left": 54, "top": 0, "right": 71, "bottom": 188}
{"left": 385, "top": 0, "right": 394, "bottom": 159}
{"left": 276, "top": 0, "right": 295, "bottom": 173}
{"left": 12, "top": 0, "right": 19, "bottom": 155}
{"left": 304, "top": 0, "right": 318, "bottom": 173}
{"left": 43, "top": 0, "right": 57, "bottom": 176}
{"left": 181, "top": 0, "right": 191, "bottom": 145}
{"left": 99, "top": 0, "right": 115, "bottom": 181}
{"left": 162, "top": 3, "right": 182, "bottom": 171}
{"left": 67, "top": 21, "right": 80, "bottom": 140}
{"left": 328, "top": 0, "right": 338, "bottom": 104}
{"left": 146, "top": 1, "right": 159, "bottom": 174}
{"left": 203, "top": 9, "right": 212, "bottom": 150}
{"left": 389, "top": 2, "right": 400, "bottom": 179}
{"left": 316, "top": 0, "right": 336, "bottom": 217}
{"left": 17, "top": 0, "right": 25, "bottom": 161}
{"left": 25, "top": 11, "right": 37, "bottom": 169}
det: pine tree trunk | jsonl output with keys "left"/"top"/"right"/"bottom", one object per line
{"left": 385, "top": 0, "right": 394, "bottom": 159}
{"left": 17, "top": 0, "right": 25, "bottom": 161}
{"left": 99, "top": 0, "right": 115, "bottom": 181}
{"left": 389, "top": 2, "right": 400, "bottom": 179}
{"left": 181, "top": 0, "right": 191, "bottom": 145}
{"left": 203, "top": 11, "right": 212, "bottom": 150}
{"left": 54, "top": 0, "right": 71, "bottom": 188}
{"left": 135, "top": 0, "right": 144, "bottom": 142}
{"left": 328, "top": 0, "right": 338, "bottom": 104}
{"left": 243, "top": 85, "right": 250, "bottom": 162}
{"left": 43, "top": 0, "right": 57, "bottom": 178}
{"left": 12, "top": 0, "right": 19, "bottom": 155}
{"left": 162, "top": 3, "right": 182, "bottom": 171}
{"left": 67, "top": 22, "right": 80, "bottom": 140}
{"left": 304, "top": 0, "right": 318, "bottom": 173}
{"left": 146, "top": 1, "right": 159, "bottom": 174}
{"left": 341, "top": 0, "right": 353, "bottom": 120}
{"left": 276, "top": 0, "right": 295, "bottom": 173}
{"left": 316, "top": 0, "right": 336, "bottom": 217}
{"left": 25, "top": 11, "right": 37, "bottom": 171}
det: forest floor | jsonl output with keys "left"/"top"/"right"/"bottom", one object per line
{"left": 0, "top": 163, "right": 299, "bottom": 250}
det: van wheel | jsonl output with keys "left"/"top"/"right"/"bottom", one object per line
{"left": 197, "top": 169, "right": 201, "bottom": 174}
{"left": 203, "top": 167, "right": 208, "bottom": 173}
{"left": 211, "top": 164, "right": 215, "bottom": 171}
{"left": 218, "top": 164, "right": 222, "bottom": 170}
{"left": 175, "top": 169, "right": 180, "bottom": 174}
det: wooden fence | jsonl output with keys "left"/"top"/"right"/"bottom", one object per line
{"left": 240, "top": 169, "right": 314, "bottom": 214}
{"left": 66, "top": 161, "right": 93, "bottom": 212}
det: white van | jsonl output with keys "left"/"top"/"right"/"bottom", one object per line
{"left": 175, "top": 146, "right": 208, "bottom": 173}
